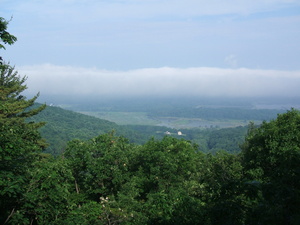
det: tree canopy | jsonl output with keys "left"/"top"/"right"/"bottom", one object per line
{"left": 241, "top": 109, "right": 300, "bottom": 224}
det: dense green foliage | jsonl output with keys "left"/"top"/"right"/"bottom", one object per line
{"left": 2, "top": 109, "right": 300, "bottom": 224}
{"left": 29, "top": 105, "right": 184, "bottom": 155}
{"left": 0, "top": 64, "right": 46, "bottom": 224}
{"left": 29, "top": 105, "right": 127, "bottom": 155}
{"left": 241, "top": 110, "right": 300, "bottom": 224}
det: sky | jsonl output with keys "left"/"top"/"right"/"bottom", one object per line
{"left": 1, "top": 0, "right": 300, "bottom": 100}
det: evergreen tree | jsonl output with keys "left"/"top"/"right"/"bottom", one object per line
{"left": 0, "top": 16, "right": 17, "bottom": 64}
{"left": 0, "top": 17, "right": 46, "bottom": 224}
{"left": 0, "top": 63, "right": 47, "bottom": 224}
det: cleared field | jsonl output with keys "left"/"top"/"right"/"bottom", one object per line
{"left": 155, "top": 117, "right": 261, "bottom": 129}
{"left": 79, "top": 111, "right": 261, "bottom": 129}
{"left": 79, "top": 111, "right": 160, "bottom": 126}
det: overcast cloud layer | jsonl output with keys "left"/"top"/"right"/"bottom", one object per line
{"left": 1, "top": 1, "right": 300, "bottom": 100}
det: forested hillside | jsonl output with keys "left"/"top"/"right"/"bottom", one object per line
{"left": 29, "top": 104, "right": 180, "bottom": 155}
{"left": 125, "top": 124, "right": 249, "bottom": 154}
{"left": 28, "top": 104, "right": 131, "bottom": 155}
{"left": 28, "top": 103, "right": 249, "bottom": 155}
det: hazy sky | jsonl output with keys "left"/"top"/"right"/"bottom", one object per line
{"left": 1, "top": 0, "right": 300, "bottom": 99}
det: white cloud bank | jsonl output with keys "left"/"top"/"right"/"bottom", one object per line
{"left": 20, "top": 64, "right": 300, "bottom": 99}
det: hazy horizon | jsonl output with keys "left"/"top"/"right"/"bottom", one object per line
{"left": 2, "top": 1, "right": 300, "bottom": 103}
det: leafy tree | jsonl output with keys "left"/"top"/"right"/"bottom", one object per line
{"left": 64, "top": 132, "right": 132, "bottom": 200}
{"left": 200, "top": 151, "right": 254, "bottom": 225}
{"left": 29, "top": 104, "right": 134, "bottom": 155}
{"left": 57, "top": 201, "right": 104, "bottom": 225}
{"left": 63, "top": 133, "right": 134, "bottom": 224}
{"left": 64, "top": 135, "right": 209, "bottom": 224}
{"left": 10, "top": 157, "right": 75, "bottom": 224}
{"left": 118, "top": 136, "right": 205, "bottom": 224}
{"left": 207, "top": 126, "right": 248, "bottom": 154}
{"left": 241, "top": 109, "right": 300, "bottom": 225}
